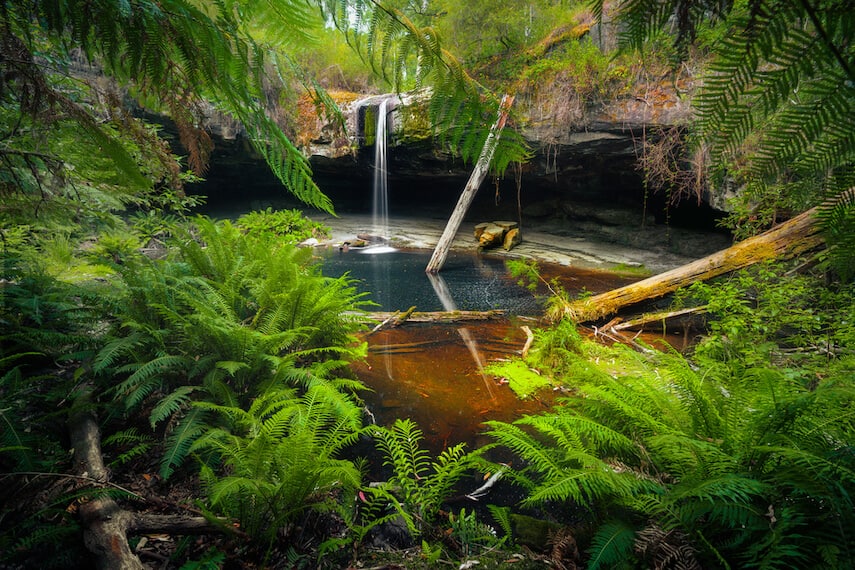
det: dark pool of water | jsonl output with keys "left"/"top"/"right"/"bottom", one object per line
{"left": 319, "top": 248, "right": 540, "bottom": 315}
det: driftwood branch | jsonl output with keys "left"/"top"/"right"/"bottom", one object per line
{"left": 364, "top": 309, "right": 508, "bottom": 330}
{"left": 521, "top": 325, "right": 534, "bottom": 357}
{"left": 611, "top": 305, "right": 708, "bottom": 332}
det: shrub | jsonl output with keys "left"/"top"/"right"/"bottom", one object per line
{"left": 235, "top": 208, "right": 329, "bottom": 243}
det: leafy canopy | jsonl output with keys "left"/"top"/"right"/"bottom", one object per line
{"left": 1, "top": 0, "right": 337, "bottom": 217}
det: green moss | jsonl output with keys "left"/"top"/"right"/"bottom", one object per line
{"left": 485, "top": 359, "right": 551, "bottom": 398}
{"left": 60, "top": 263, "right": 117, "bottom": 283}
{"left": 611, "top": 263, "right": 653, "bottom": 277}
{"left": 397, "top": 101, "right": 433, "bottom": 143}
{"left": 510, "top": 513, "right": 563, "bottom": 551}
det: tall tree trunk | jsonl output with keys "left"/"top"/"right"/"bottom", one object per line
{"left": 560, "top": 207, "right": 824, "bottom": 323}
{"left": 426, "top": 95, "right": 515, "bottom": 274}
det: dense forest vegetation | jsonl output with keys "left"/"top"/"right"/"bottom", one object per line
{"left": 1, "top": 0, "right": 853, "bottom": 568}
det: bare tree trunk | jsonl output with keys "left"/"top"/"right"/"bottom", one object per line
{"left": 561, "top": 207, "right": 824, "bottom": 323}
{"left": 426, "top": 95, "right": 515, "bottom": 274}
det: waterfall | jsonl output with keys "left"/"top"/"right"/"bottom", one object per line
{"left": 372, "top": 98, "right": 390, "bottom": 241}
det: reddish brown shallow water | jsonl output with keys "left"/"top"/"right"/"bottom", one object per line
{"left": 354, "top": 320, "right": 549, "bottom": 452}
{"left": 351, "top": 263, "right": 644, "bottom": 452}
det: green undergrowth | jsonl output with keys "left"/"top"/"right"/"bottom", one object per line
{"left": 484, "top": 262, "right": 855, "bottom": 568}
{"left": 235, "top": 207, "right": 329, "bottom": 243}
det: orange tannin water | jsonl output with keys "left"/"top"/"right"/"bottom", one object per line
{"left": 353, "top": 320, "right": 551, "bottom": 453}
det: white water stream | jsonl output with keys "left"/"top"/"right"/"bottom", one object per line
{"left": 371, "top": 98, "right": 391, "bottom": 246}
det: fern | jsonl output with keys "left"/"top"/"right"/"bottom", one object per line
{"left": 6, "top": 0, "right": 337, "bottom": 212}
{"left": 95, "top": 216, "right": 370, "bottom": 480}
{"left": 149, "top": 385, "right": 198, "bottom": 429}
{"left": 161, "top": 406, "right": 208, "bottom": 479}
{"left": 371, "top": 418, "right": 479, "bottom": 535}
{"left": 192, "top": 385, "right": 364, "bottom": 548}
{"left": 487, "top": 504, "right": 513, "bottom": 541}
{"left": 103, "top": 428, "right": 154, "bottom": 468}
{"left": 587, "top": 520, "right": 638, "bottom": 570}
{"left": 488, "top": 271, "right": 855, "bottom": 567}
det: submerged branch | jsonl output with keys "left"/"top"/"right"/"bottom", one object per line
{"left": 363, "top": 309, "right": 509, "bottom": 329}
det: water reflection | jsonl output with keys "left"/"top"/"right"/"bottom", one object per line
{"left": 354, "top": 321, "right": 549, "bottom": 453}
{"left": 427, "top": 271, "right": 495, "bottom": 401}
{"left": 320, "top": 249, "right": 539, "bottom": 314}
{"left": 324, "top": 249, "right": 643, "bottom": 451}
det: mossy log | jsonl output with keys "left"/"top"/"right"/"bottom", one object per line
{"left": 562, "top": 207, "right": 824, "bottom": 323}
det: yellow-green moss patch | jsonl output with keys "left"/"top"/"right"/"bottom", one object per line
{"left": 486, "top": 359, "right": 552, "bottom": 399}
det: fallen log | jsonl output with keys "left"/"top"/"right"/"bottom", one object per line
{"left": 69, "top": 387, "right": 145, "bottom": 570}
{"left": 561, "top": 207, "right": 824, "bottom": 323}
{"left": 364, "top": 309, "right": 508, "bottom": 328}
{"left": 426, "top": 95, "right": 515, "bottom": 274}
{"left": 68, "top": 387, "right": 239, "bottom": 569}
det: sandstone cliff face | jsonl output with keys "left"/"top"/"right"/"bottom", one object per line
{"left": 291, "top": 77, "right": 712, "bottom": 218}
{"left": 194, "top": 45, "right": 724, "bottom": 221}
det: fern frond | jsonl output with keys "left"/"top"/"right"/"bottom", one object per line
{"left": 161, "top": 407, "right": 208, "bottom": 479}
{"left": 103, "top": 427, "right": 154, "bottom": 468}
{"left": 524, "top": 466, "right": 644, "bottom": 507}
{"left": 587, "top": 520, "right": 638, "bottom": 570}
{"left": 149, "top": 385, "right": 197, "bottom": 428}
{"left": 92, "top": 333, "right": 146, "bottom": 374}
{"left": 483, "top": 420, "right": 566, "bottom": 480}
{"left": 114, "top": 354, "right": 189, "bottom": 410}
{"left": 374, "top": 418, "right": 432, "bottom": 485}
{"left": 483, "top": 505, "right": 511, "bottom": 543}
{"left": 816, "top": 188, "right": 855, "bottom": 279}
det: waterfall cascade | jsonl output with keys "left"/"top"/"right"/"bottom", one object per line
{"left": 371, "top": 97, "right": 391, "bottom": 243}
